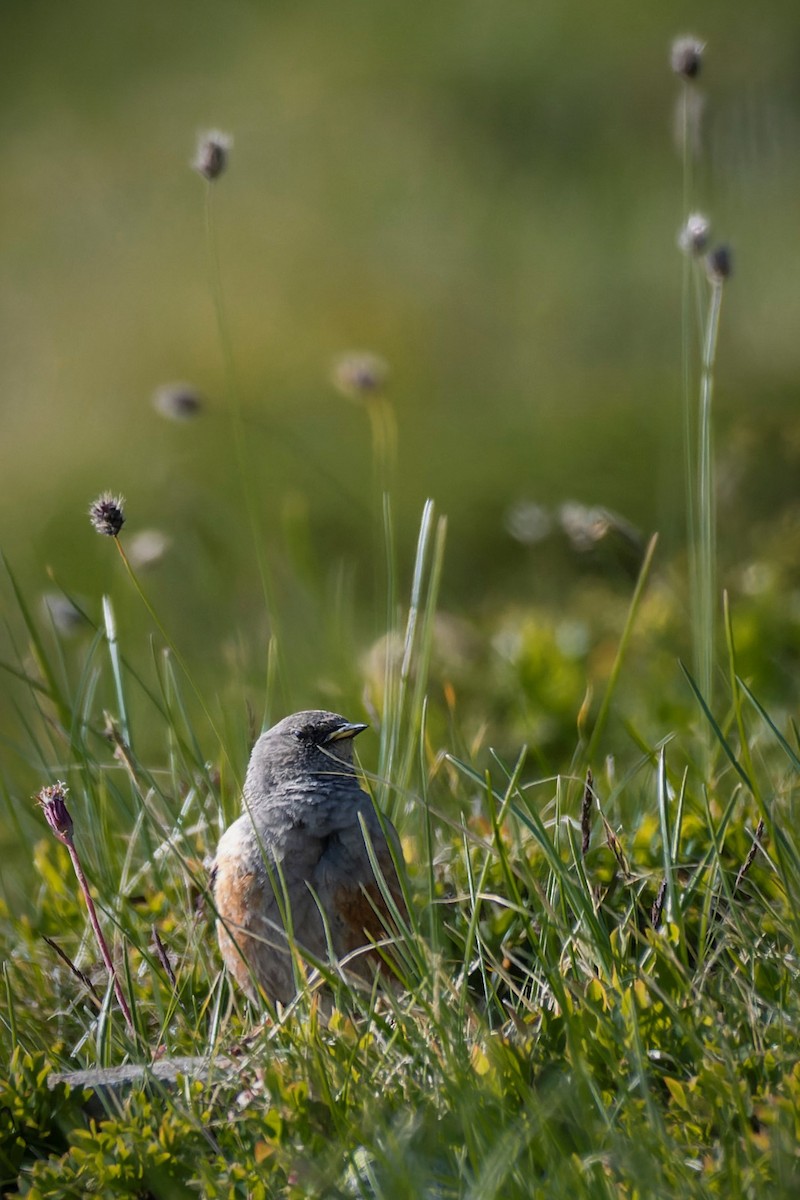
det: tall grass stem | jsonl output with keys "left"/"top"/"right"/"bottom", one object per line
{"left": 203, "top": 183, "right": 285, "bottom": 702}
{"left": 113, "top": 539, "right": 237, "bottom": 784}
{"left": 696, "top": 278, "right": 723, "bottom": 710}
{"left": 66, "top": 840, "right": 134, "bottom": 1033}
{"left": 102, "top": 596, "right": 129, "bottom": 744}
{"left": 584, "top": 532, "right": 658, "bottom": 763}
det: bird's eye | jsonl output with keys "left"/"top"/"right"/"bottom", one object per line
{"left": 291, "top": 728, "right": 309, "bottom": 742}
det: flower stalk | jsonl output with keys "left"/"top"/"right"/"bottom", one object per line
{"left": 38, "top": 783, "right": 134, "bottom": 1033}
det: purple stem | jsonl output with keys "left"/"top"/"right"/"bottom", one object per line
{"left": 66, "top": 842, "right": 134, "bottom": 1033}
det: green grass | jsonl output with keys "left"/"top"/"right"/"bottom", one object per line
{"left": 2, "top": 22, "right": 800, "bottom": 1199}
{"left": 1, "top": 498, "right": 799, "bottom": 1196}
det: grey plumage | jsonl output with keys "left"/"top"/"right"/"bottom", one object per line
{"left": 212, "top": 710, "right": 406, "bottom": 1004}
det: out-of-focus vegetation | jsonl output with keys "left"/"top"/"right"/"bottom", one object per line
{"left": 3, "top": 1, "right": 800, "bottom": 607}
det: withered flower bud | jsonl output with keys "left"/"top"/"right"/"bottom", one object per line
{"left": 38, "top": 781, "right": 74, "bottom": 845}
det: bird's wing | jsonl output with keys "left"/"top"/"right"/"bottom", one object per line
{"left": 311, "top": 805, "right": 407, "bottom": 961}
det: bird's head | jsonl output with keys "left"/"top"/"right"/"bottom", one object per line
{"left": 244, "top": 709, "right": 368, "bottom": 801}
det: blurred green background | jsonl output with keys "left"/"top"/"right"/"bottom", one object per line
{"left": 2, "top": 1, "right": 800, "bottom": 778}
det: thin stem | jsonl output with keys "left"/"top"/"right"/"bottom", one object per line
{"left": 678, "top": 82, "right": 707, "bottom": 705}
{"left": 367, "top": 391, "right": 398, "bottom": 660}
{"left": 203, "top": 183, "right": 286, "bottom": 702}
{"left": 113, "top": 538, "right": 238, "bottom": 785}
{"left": 66, "top": 839, "right": 134, "bottom": 1032}
{"left": 696, "top": 280, "right": 723, "bottom": 709}
{"left": 366, "top": 394, "right": 397, "bottom": 499}
{"left": 102, "top": 595, "right": 130, "bottom": 744}
{"left": 680, "top": 86, "right": 697, "bottom": 568}
{"left": 204, "top": 185, "right": 249, "bottom": 480}
{"left": 585, "top": 532, "right": 659, "bottom": 763}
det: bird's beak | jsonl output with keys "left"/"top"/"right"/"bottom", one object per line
{"left": 325, "top": 722, "right": 368, "bottom": 744}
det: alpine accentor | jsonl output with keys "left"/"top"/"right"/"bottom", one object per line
{"left": 212, "top": 710, "right": 406, "bottom": 1004}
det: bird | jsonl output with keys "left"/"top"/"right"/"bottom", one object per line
{"left": 211, "top": 710, "right": 407, "bottom": 1005}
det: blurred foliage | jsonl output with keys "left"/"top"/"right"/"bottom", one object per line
{"left": 2, "top": 1, "right": 800, "bottom": 688}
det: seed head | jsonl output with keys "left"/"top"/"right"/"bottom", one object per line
{"left": 678, "top": 212, "right": 711, "bottom": 257}
{"left": 671, "top": 36, "right": 704, "bottom": 81}
{"left": 89, "top": 492, "right": 126, "bottom": 537}
{"left": 581, "top": 769, "right": 593, "bottom": 857}
{"left": 153, "top": 382, "right": 202, "bottom": 421}
{"left": 706, "top": 244, "right": 733, "bottom": 283}
{"left": 332, "top": 351, "right": 389, "bottom": 401}
{"left": 193, "top": 130, "right": 232, "bottom": 181}
{"left": 38, "top": 781, "right": 74, "bottom": 845}
{"left": 651, "top": 878, "right": 667, "bottom": 929}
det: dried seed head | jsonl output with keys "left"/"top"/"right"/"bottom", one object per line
{"left": 153, "top": 382, "right": 203, "bottom": 421}
{"left": 706, "top": 244, "right": 733, "bottom": 283}
{"left": 38, "top": 781, "right": 74, "bottom": 845}
{"left": 678, "top": 212, "right": 711, "bottom": 256}
{"left": 651, "top": 878, "right": 667, "bottom": 928}
{"left": 671, "top": 36, "right": 704, "bottom": 81}
{"left": 734, "top": 819, "right": 766, "bottom": 894}
{"left": 193, "top": 130, "right": 232, "bottom": 181}
{"left": 89, "top": 492, "right": 126, "bottom": 537}
{"left": 332, "top": 351, "right": 389, "bottom": 401}
{"left": 581, "top": 769, "right": 593, "bottom": 857}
